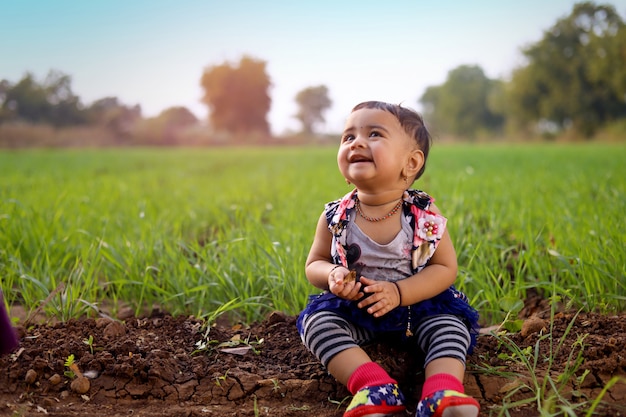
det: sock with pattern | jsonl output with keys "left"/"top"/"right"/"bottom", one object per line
{"left": 421, "top": 373, "right": 464, "bottom": 399}
{"left": 347, "top": 361, "right": 396, "bottom": 395}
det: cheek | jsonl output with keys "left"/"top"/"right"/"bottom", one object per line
{"left": 336, "top": 151, "right": 347, "bottom": 174}
{"left": 337, "top": 147, "right": 348, "bottom": 165}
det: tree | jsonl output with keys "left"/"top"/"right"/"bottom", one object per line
{"left": 419, "top": 65, "right": 504, "bottom": 138}
{"left": 585, "top": 15, "right": 626, "bottom": 115}
{"left": 158, "top": 106, "right": 197, "bottom": 128}
{"left": 85, "top": 97, "right": 141, "bottom": 140}
{"left": 200, "top": 56, "right": 272, "bottom": 136}
{"left": 133, "top": 106, "right": 197, "bottom": 146}
{"left": 1, "top": 72, "right": 48, "bottom": 123}
{"left": 153, "top": 106, "right": 198, "bottom": 145}
{"left": 0, "top": 70, "right": 85, "bottom": 126}
{"left": 0, "top": 79, "right": 15, "bottom": 123}
{"left": 507, "top": 2, "right": 626, "bottom": 137}
{"left": 294, "top": 85, "right": 332, "bottom": 134}
{"left": 419, "top": 85, "right": 442, "bottom": 132}
{"left": 43, "top": 70, "right": 84, "bottom": 126}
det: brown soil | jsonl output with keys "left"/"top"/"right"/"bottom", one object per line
{"left": 1, "top": 305, "right": 625, "bottom": 417}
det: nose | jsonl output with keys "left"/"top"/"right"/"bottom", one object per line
{"left": 350, "top": 134, "right": 366, "bottom": 149}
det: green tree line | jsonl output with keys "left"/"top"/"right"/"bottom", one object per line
{"left": 1, "top": 1, "right": 624, "bottom": 146}
{"left": 421, "top": 2, "right": 626, "bottom": 140}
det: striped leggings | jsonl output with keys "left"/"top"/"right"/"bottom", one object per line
{"left": 300, "top": 311, "right": 471, "bottom": 368}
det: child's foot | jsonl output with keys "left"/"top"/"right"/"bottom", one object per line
{"left": 415, "top": 390, "right": 479, "bottom": 417}
{"left": 343, "top": 383, "right": 406, "bottom": 417}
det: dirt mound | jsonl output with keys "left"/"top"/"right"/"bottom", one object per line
{"left": 1, "top": 310, "right": 625, "bottom": 416}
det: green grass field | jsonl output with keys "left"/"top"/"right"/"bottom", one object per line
{"left": 1, "top": 143, "right": 625, "bottom": 325}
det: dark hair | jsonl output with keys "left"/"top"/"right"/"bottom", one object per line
{"left": 351, "top": 101, "right": 432, "bottom": 181}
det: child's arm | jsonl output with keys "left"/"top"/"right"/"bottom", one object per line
{"left": 394, "top": 203, "right": 458, "bottom": 305}
{"left": 305, "top": 212, "right": 363, "bottom": 300}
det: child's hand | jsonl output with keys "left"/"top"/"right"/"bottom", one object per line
{"left": 357, "top": 277, "right": 401, "bottom": 317}
{"left": 328, "top": 266, "right": 363, "bottom": 301}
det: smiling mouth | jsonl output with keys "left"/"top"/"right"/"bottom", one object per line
{"left": 349, "top": 156, "right": 371, "bottom": 163}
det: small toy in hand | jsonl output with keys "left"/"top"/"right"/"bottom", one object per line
{"left": 345, "top": 270, "right": 374, "bottom": 302}
{"left": 344, "top": 270, "right": 358, "bottom": 283}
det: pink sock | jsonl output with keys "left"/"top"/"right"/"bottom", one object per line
{"left": 421, "top": 373, "right": 464, "bottom": 399}
{"left": 347, "top": 362, "right": 396, "bottom": 395}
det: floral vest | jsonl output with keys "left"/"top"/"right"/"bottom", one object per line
{"left": 325, "top": 189, "right": 447, "bottom": 274}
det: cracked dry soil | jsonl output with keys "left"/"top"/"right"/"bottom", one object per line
{"left": 1, "top": 307, "right": 625, "bottom": 417}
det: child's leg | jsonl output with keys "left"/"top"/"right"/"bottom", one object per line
{"left": 417, "top": 369, "right": 479, "bottom": 417}
{"left": 300, "top": 311, "right": 405, "bottom": 416}
{"left": 338, "top": 355, "right": 407, "bottom": 417}
{"left": 414, "top": 315, "right": 479, "bottom": 417}
{"left": 424, "top": 356, "right": 465, "bottom": 381}
{"left": 300, "top": 310, "right": 371, "bottom": 371}
{"left": 327, "top": 346, "right": 371, "bottom": 385}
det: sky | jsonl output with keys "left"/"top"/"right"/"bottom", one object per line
{"left": 2, "top": 0, "right": 625, "bottom": 135}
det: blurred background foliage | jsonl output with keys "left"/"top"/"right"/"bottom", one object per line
{"left": 1, "top": 2, "right": 625, "bottom": 146}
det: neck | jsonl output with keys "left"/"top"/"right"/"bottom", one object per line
{"left": 355, "top": 189, "right": 405, "bottom": 206}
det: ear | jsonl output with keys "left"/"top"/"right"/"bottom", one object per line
{"left": 403, "top": 149, "right": 424, "bottom": 179}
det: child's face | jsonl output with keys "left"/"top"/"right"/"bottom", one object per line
{"left": 338, "top": 108, "right": 422, "bottom": 191}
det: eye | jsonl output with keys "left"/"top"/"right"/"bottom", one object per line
{"left": 369, "top": 130, "right": 382, "bottom": 137}
{"left": 342, "top": 134, "right": 355, "bottom": 142}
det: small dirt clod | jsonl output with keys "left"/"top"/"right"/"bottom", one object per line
{"left": 521, "top": 315, "right": 546, "bottom": 337}
{"left": 24, "top": 369, "right": 37, "bottom": 384}
{"left": 48, "top": 373, "right": 62, "bottom": 385}
{"left": 70, "top": 376, "right": 90, "bottom": 394}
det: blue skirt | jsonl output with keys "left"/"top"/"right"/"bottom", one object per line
{"left": 296, "top": 286, "right": 480, "bottom": 351}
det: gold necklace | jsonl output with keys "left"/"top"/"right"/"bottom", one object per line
{"left": 356, "top": 198, "right": 402, "bottom": 222}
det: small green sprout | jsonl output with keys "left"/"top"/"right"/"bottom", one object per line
{"left": 64, "top": 354, "right": 76, "bottom": 379}
{"left": 83, "top": 335, "right": 95, "bottom": 354}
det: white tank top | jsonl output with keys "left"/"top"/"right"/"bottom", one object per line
{"left": 345, "top": 219, "right": 414, "bottom": 282}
